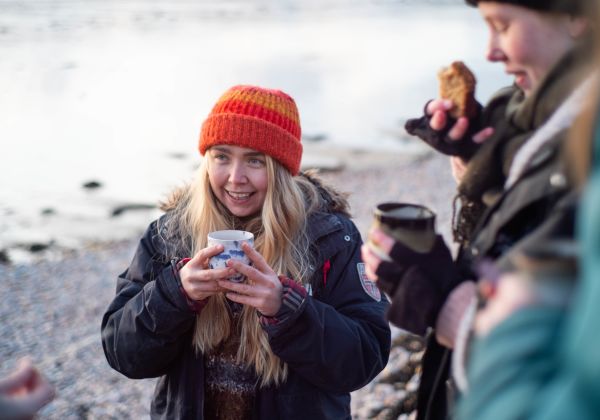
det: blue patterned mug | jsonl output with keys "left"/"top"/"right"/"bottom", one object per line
{"left": 207, "top": 230, "right": 254, "bottom": 282}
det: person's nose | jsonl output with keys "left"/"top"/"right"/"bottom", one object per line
{"left": 486, "top": 35, "right": 505, "bottom": 62}
{"left": 228, "top": 161, "right": 248, "bottom": 184}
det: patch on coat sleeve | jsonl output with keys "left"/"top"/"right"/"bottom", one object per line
{"left": 357, "top": 262, "right": 381, "bottom": 302}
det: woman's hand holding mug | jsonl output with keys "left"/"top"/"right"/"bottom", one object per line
{"left": 218, "top": 242, "right": 283, "bottom": 317}
{"left": 178, "top": 245, "right": 233, "bottom": 301}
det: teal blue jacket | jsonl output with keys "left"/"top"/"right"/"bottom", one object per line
{"left": 458, "top": 121, "right": 600, "bottom": 419}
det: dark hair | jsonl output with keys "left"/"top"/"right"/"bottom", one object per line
{"left": 465, "top": 0, "right": 589, "bottom": 16}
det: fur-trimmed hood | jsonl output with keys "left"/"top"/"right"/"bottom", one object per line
{"left": 159, "top": 169, "right": 350, "bottom": 217}
{"left": 300, "top": 169, "right": 351, "bottom": 217}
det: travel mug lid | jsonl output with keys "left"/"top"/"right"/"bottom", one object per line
{"left": 374, "top": 202, "right": 436, "bottom": 230}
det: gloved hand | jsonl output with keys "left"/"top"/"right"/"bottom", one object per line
{"left": 364, "top": 232, "right": 462, "bottom": 335}
{"left": 404, "top": 99, "right": 484, "bottom": 161}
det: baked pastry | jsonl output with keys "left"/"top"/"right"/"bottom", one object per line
{"left": 438, "top": 61, "right": 477, "bottom": 119}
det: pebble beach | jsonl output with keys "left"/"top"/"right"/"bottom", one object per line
{"left": 0, "top": 147, "right": 458, "bottom": 419}
{"left": 0, "top": 1, "right": 499, "bottom": 417}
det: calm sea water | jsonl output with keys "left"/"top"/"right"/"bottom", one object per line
{"left": 0, "top": 0, "right": 510, "bottom": 260}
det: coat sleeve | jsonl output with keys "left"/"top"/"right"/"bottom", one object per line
{"left": 262, "top": 217, "right": 391, "bottom": 393}
{"left": 530, "top": 145, "right": 600, "bottom": 420}
{"left": 459, "top": 143, "right": 600, "bottom": 420}
{"left": 456, "top": 307, "right": 564, "bottom": 420}
{"left": 100, "top": 221, "right": 197, "bottom": 379}
{"left": 547, "top": 158, "right": 600, "bottom": 419}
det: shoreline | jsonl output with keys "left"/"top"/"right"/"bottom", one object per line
{"left": 1, "top": 141, "right": 444, "bottom": 266}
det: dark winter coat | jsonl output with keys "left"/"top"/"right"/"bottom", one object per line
{"left": 100, "top": 176, "right": 391, "bottom": 419}
{"left": 457, "top": 92, "right": 600, "bottom": 420}
{"left": 414, "top": 46, "right": 592, "bottom": 420}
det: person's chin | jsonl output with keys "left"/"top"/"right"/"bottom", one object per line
{"left": 514, "top": 74, "right": 532, "bottom": 94}
{"left": 226, "top": 203, "right": 260, "bottom": 218}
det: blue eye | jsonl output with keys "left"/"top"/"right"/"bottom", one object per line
{"left": 248, "top": 157, "right": 266, "bottom": 167}
{"left": 213, "top": 153, "right": 228, "bottom": 161}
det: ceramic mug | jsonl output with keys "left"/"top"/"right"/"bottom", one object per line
{"left": 207, "top": 230, "right": 254, "bottom": 282}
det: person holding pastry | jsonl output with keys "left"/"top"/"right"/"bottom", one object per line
{"left": 361, "top": 0, "right": 597, "bottom": 419}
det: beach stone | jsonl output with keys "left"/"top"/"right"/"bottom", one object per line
{"left": 41, "top": 208, "right": 56, "bottom": 216}
{"left": 167, "top": 152, "right": 187, "bottom": 160}
{"left": 110, "top": 203, "right": 156, "bottom": 217}
{"left": 27, "top": 242, "right": 51, "bottom": 253}
{"left": 303, "top": 133, "right": 328, "bottom": 142}
{"left": 82, "top": 180, "right": 102, "bottom": 189}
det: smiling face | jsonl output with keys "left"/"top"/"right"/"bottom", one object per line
{"left": 479, "top": 3, "right": 582, "bottom": 96}
{"left": 206, "top": 145, "right": 269, "bottom": 218}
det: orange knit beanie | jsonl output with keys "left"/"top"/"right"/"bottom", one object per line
{"left": 199, "top": 85, "right": 303, "bottom": 175}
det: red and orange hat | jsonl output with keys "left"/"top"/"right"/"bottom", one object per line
{"left": 199, "top": 85, "right": 303, "bottom": 175}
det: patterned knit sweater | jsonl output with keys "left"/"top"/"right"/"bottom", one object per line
{"left": 204, "top": 302, "right": 258, "bottom": 420}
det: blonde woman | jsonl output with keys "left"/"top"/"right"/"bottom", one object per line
{"left": 101, "top": 85, "right": 390, "bottom": 419}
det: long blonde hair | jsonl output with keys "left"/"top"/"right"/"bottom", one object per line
{"left": 167, "top": 155, "right": 321, "bottom": 386}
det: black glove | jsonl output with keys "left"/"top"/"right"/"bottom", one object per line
{"left": 376, "top": 235, "right": 462, "bottom": 335}
{"left": 404, "top": 101, "right": 483, "bottom": 161}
